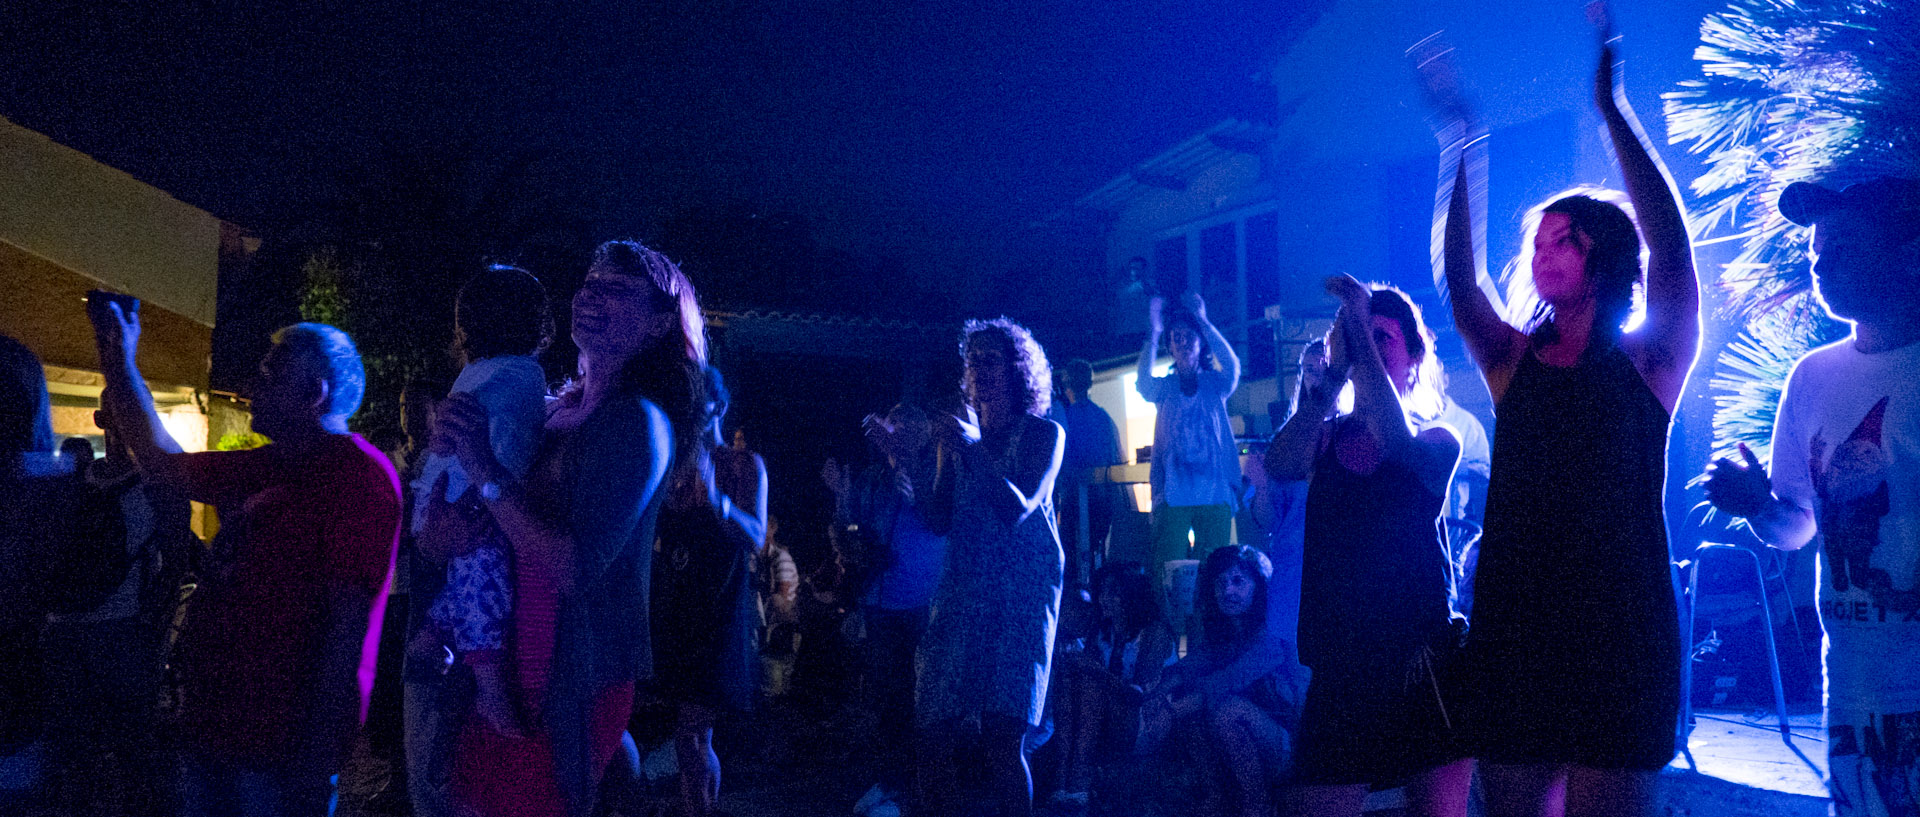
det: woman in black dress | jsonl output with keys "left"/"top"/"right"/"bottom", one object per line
{"left": 651, "top": 366, "right": 768, "bottom": 817}
{"left": 1429, "top": 8, "right": 1700, "bottom": 817}
{"left": 1268, "top": 278, "right": 1469, "bottom": 817}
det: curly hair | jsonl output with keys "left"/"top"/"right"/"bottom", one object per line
{"left": 960, "top": 317, "right": 1052, "bottom": 417}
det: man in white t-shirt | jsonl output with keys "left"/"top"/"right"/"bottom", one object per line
{"left": 1705, "top": 177, "right": 1920, "bottom": 817}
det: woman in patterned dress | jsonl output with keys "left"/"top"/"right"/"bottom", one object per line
{"left": 915, "top": 318, "right": 1066, "bottom": 817}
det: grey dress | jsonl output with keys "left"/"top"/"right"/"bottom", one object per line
{"left": 916, "top": 414, "right": 1065, "bottom": 727}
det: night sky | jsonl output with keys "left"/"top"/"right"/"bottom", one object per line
{"left": 1, "top": 0, "right": 1322, "bottom": 294}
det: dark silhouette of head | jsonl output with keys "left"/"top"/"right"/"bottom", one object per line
{"left": 455, "top": 264, "right": 553, "bottom": 363}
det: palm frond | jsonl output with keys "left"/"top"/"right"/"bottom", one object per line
{"left": 1664, "top": 0, "right": 1920, "bottom": 323}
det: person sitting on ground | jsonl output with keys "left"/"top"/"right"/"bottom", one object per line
{"left": 1050, "top": 561, "right": 1174, "bottom": 809}
{"left": 1150, "top": 545, "right": 1303, "bottom": 817}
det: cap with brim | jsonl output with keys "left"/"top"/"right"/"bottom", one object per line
{"left": 1778, "top": 182, "right": 1843, "bottom": 227}
{"left": 1777, "top": 178, "right": 1920, "bottom": 239}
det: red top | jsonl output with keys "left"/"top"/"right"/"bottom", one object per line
{"left": 174, "top": 433, "right": 400, "bottom": 767}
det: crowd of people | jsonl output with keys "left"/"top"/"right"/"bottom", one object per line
{"left": 3, "top": 12, "right": 1919, "bottom": 817}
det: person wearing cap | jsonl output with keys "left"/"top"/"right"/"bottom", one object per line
{"left": 1705, "top": 176, "right": 1920, "bottom": 817}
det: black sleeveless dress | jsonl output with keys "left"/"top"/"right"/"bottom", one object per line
{"left": 1296, "top": 417, "right": 1462, "bottom": 784}
{"left": 1466, "top": 346, "right": 1680, "bottom": 770}
{"left": 650, "top": 501, "right": 759, "bottom": 713}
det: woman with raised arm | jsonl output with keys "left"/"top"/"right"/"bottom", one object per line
{"left": 1427, "top": 8, "right": 1700, "bottom": 816}
{"left": 1267, "top": 276, "right": 1470, "bottom": 817}
{"left": 1138, "top": 292, "right": 1243, "bottom": 577}
{"left": 652, "top": 365, "right": 768, "bottom": 817}
{"left": 915, "top": 318, "right": 1065, "bottom": 817}
{"left": 428, "top": 240, "right": 702, "bottom": 817}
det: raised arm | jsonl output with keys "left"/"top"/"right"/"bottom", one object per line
{"left": 1443, "top": 155, "right": 1526, "bottom": 394}
{"left": 1326, "top": 275, "right": 1461, "bottom": 495}
{"left": 1184, "top": 292, "right": 1240, "bottom": 392}
{"left": 1415, "top": 40, "right": 1526, "bottom": 397}
{"left": 87, "top": 300, "right": 188, "bottom": 493}
{"left": 1591, "top": 9, "right": 1699, "bottom": 409}
{"left": 1136, "top": 296, "right": 1165, "bottom": 394}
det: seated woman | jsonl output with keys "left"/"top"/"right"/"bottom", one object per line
{"left": 1154, "top": 545, "right": 1304, "bottom": 817}
{"left": 1051, "top": 561, "right": 1174, "bottom": 808}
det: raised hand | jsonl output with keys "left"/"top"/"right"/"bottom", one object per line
{"left": 87, "top": 298, "right": 142, "bottom": 369}
{"left": 1703, "top": 444, "right": 1774, "bottom": 519}
{"left": 1180, "top": 291, "right": 1207, "bottom": 322}
{"left": 1409, "top": 32, "right": 1475, "bottom": 128}
{"left": 1588, "top": 1, "right": 1620, "bottom": 108}
{"left": 1148, "top": 296, "right": 1166, "bottom": 334}
{"left": 1323, "top": 273, "right": 1371, "bottom": 312}
{"left": 435, "top": 392, "right": 497, "bottom": 481}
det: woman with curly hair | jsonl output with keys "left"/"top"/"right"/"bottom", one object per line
{"left": 916, "top": 317, "right": 1066, "bottom": 817}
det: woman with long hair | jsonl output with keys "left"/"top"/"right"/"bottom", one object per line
{"left": 1051, "top": 561, "right": 1175, "bottom": 807}
{"left": 429, "top": 240, "right": 703, "bottom": 817}
{"left": 1155, "top": 544, "right": 1299, "bottom": 817}
{"left": 916, "top": 318, "right": 1065, "bottom": 817}
{"left": 1428, "top": 9, "right": 1700, "bottom": 815}
{"left": 651, "top": 365, "right": 768, "bottom": 817}
{"left": 1267, "top": 278, "right": 1469, "bottom": 817}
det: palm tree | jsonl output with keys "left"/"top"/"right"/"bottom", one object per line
{"left": 1663, "top": 0, "right": 1920, "bottom": 460}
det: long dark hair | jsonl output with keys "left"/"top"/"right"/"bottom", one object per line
{"left": 582, "top": 240, "right": 708, "bottom": 456}
{"left": 1525, "top": 192, "right": 1643, "bottom": 354}
{"left": 1367, "top": 285, "right": 1445, "bottom": 424}
{"left": 1196, "top": 545, "right": 1271, "bottom": 660}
